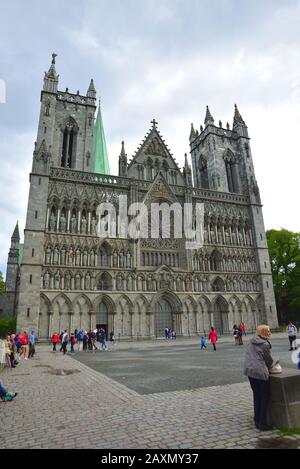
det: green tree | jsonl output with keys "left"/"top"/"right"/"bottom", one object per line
{"left": 0, "top": 271, "right": 5, "bottom": 296}
{"left": 266, "top": 229, "right": 300, "bottom": 324}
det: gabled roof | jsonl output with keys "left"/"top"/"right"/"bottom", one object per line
{"left": 128, "top": 120, "right": 183, "bottom": 176}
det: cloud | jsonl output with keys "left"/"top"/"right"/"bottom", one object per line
{"left": 0, "top": 0, "right": 299, "bottom": 277}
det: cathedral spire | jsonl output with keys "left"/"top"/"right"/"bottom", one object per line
{"left": 43, "top": 53, "right": 59, "bottom": 93}
{"left": 92, "top": 100, "right": 110, "bottom": 175}
{"left": 204, "top": 106, "right": 214, "bottom": 126}
{"left": 189, "top": 123, "right": 196, "bottom": 140}
{"left": 120, "top": 140, "right": 126, "bottom": 158}
{"left": 87, "top": 78, "right": 96, "bottom": 99}
{"left": 11, "top": 221, "right": 20, "bottom": 242}
{"left": 119, "top": 141, "right": 128, "bottom": 176}
{"left": 233, "top": 104, "right": 246, "bottom": 127}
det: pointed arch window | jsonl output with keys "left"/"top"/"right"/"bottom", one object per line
{"left": 61, "top": 117, "right": 79, "bottom": 169}
{"left": 224, "top": 149, "right": 239, "bottom": 193}
{"left": 198, "top": 156, "right": 209, "bottom": 189}
{"left": 97, "top": 273, "right": 112, "bottom": 291}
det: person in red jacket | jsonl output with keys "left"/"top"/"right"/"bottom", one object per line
{"left": 19, "top": 331, "right": 29, "bottom": 359}
{"left": 208, "top": 327, "right": 218, "bottom": 351}
{"left": 51, "top": 333, "right": 60, "bottom": 352}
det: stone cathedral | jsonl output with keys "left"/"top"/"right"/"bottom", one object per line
{"left": 2, "top": 54, "right": 279, "bottom": 338}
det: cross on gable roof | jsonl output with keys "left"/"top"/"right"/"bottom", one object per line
{"left": 127, "top": 121, "right": 184, "bottom": 177}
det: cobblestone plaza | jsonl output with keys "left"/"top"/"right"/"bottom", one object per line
{"left": 1, "top": 335, "right": 299, "bottom": 449}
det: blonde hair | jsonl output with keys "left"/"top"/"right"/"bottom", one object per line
{"left": 256, "top": 324, "right": 271, "bottom": 339}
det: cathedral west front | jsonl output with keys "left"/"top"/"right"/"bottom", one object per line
{"left": 2, "top": 54, "right": 278, "bottom": 339}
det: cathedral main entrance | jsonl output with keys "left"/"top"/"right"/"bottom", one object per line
{"left": 213, "top": 297, "right": 229, "bottom": 334}
{"left": 96, "top": 302, "right": 108, "bottom": 335}
{"left": 155, "top": 298, "right": 173, "bottom": 338}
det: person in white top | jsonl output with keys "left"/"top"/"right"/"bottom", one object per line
{"left": 286, "top": 322, "right": 298, "bottom": 351}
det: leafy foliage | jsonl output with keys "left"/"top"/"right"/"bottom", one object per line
{"left": 0, "top": 318, "right": 16, "bottom": 338}
{"left": 267, "top": 229, "right": 300, "bottom": 324}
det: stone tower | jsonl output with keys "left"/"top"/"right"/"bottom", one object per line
{"left": 190, "top": 105, "right": 278, "bottom": 328}
{"left": 16, "top": 54, "right": 97, "bottom": 331}
{"left": 0, "top": 223, "right": 20, "bottom": 318}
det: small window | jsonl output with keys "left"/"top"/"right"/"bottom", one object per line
{"left": 264, "top": 261, "right": 267, "bottom": 268}
{"left": 266, "top": 281, "right": 269, "bottom": 288}
{"left": 32, "top": 248, "right": 35, "bottom": 257}
{"left": 38, "top": 177, "right": 41, "bottom": 185}
{"left": 27, "top": 308, "right": 30, "bottom": 317}
{"left": 35, "top": 210, "right": 38, "bottom": 219}
{"left": 270, "top": 305, "right": 272, "bottom": 313}
{"left": 256, "top": 208, "right": 259, "bottom": 214}
{"left": 29, "top": 274, "right": 32, "bottom": 284}
{"left": 260, "top": 234, "right": 263, "bottom": 240}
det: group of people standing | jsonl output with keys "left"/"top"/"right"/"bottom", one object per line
{"left": 51, "top": 329, "right": 116, "bottom": 354}
{"left": 164, "top": 328, "right": 176, "bottom": 340}
{"left": 233, "top": 322, "right": 246, "bottom": 346}
{"left": 0, "top": 330, "right": 35, "bottom": 402}
{"left": 3, "top": 331, "right": 35, "bottom": 366}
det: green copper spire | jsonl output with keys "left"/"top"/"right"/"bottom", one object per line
{"left": 93, "top": 101, "right": 110, "bottom": 174}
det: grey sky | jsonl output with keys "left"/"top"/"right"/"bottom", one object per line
{"left": 0, "top": 0, "right": 299, "bottom": 274}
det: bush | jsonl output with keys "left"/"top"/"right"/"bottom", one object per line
{"left": 0, "top": 318, "right": 16, "bottom": 338}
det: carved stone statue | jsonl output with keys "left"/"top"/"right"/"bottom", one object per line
{"left": 75, "top": 273, "right": 81, "bottom": 290}
{"left": 45, "top": 246, "right": 52, "bottom": 264}
{"left": 54, "top": 271, "right": 60, "bottom": 289}
{"left": 91, "top": 217, "right": 97, "bottom": 235}
{"left": 113, "top": 251, "right": 118, "bottom": 267}
{"left": 60, "top": 247, "right": 66, "bottom": 265}
{"left": 44, "top": 272, "right": 50, "bottom": 289}
{"left": 81, "top": 216, "right": 87, "bottom": 234}
{"left": 71, "top": 214, "right": 77, "bottom": 233}
{"left": 85, "top": 273, "right": 91, "bottom": 290}
{"left": 90, "top": 250, "right": 95, "bottom": 266}
{"left": 49, "top": 213, "right": 56, "bottom": 231}
{"left": 65, "top": 273, "right": 71, "bottom": 290}
{"left": 75, "top": 249, "right": 81, "bottom": 266}
{"left": 60, "top": 214, "right": 67, "bottom": 232}
{"left": 69, "top": 247, "right": 75, "bottom": 265}
{"left": 126, "top": 252, "right": 131, "bottom": 268}
{"left": 53, "top": 246, "right": 59, "bottom": 265}
{"left": 83, "top": 249, "right": 88, "bottom": 266}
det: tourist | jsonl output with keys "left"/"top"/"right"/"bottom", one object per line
{"left": 14, "top": 334, "right": 21, "bottom": 354}
{"left": 200, "top": 336, "right": 207, "bottom": 350}
{"left": 83, "top": 331, "right": 88, "bottom": 351}
{"left": 51, "top": 332, "right": 59, "bottom": 352}
{"left": 76, "top": 330, "right": 83, "bottom": 351}
{"left": 286, "top": 321, "right": 298, "bottom": 351}
{"left": 208, "top": 327, "right": 218, "bottom": 351}
{"left": 4, "top": 335, "right": 15, "bottom": 368}
{"left": 91, "top": 330, "right": 98, "bottom": 350}
{"left": 70, "top": 333, "right": 76, "bottom": 353}
{"left": 61, "top": 330, "right": 69, "bottom": 355}
{"left": 171, "top": 330, "right": 176, "bottom": 340}
{"left": 0, "top": 381, "right": 18, "bottom": 402}
{"left": 99, "top": 329, "right": 107, "bottom": 351}
{"left": 244, "top": 324, "right": 274, "bottom": 431}
{"left": 238, "top": 324, "right": 244, "bottom": 345}
{"left": 109, "top": 331, "right": 115, "bottom": 346}
{"left": 19, "top": 331, "right": 29, "bottom": 359}
{"left": 28, "top": 331, "right": 36, "bottom": 359}
{"left": 164, "top": 327, "right": 169, "bottom": 340}
{"left": 241, "top": 322, "right": 247, "bottom": 336}
{"left": 233, "top": 325, "right": 239, "bottom": 345}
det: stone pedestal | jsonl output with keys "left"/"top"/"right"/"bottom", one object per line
{"left": 268, "top": 369, "right": 300, "bottom": 429}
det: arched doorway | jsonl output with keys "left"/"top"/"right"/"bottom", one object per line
{"left": 96, "top": 302, "right": 108, "bottom": 334}
{"left": 213, "top": 297, "right": 229, "bottom": 334}
{"left": 155, "top": 298, "right": 173, "bottom": 338}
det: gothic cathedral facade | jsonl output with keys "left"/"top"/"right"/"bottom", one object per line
{"left": 11, "top": 55, "right": 278, "bottom": 338}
